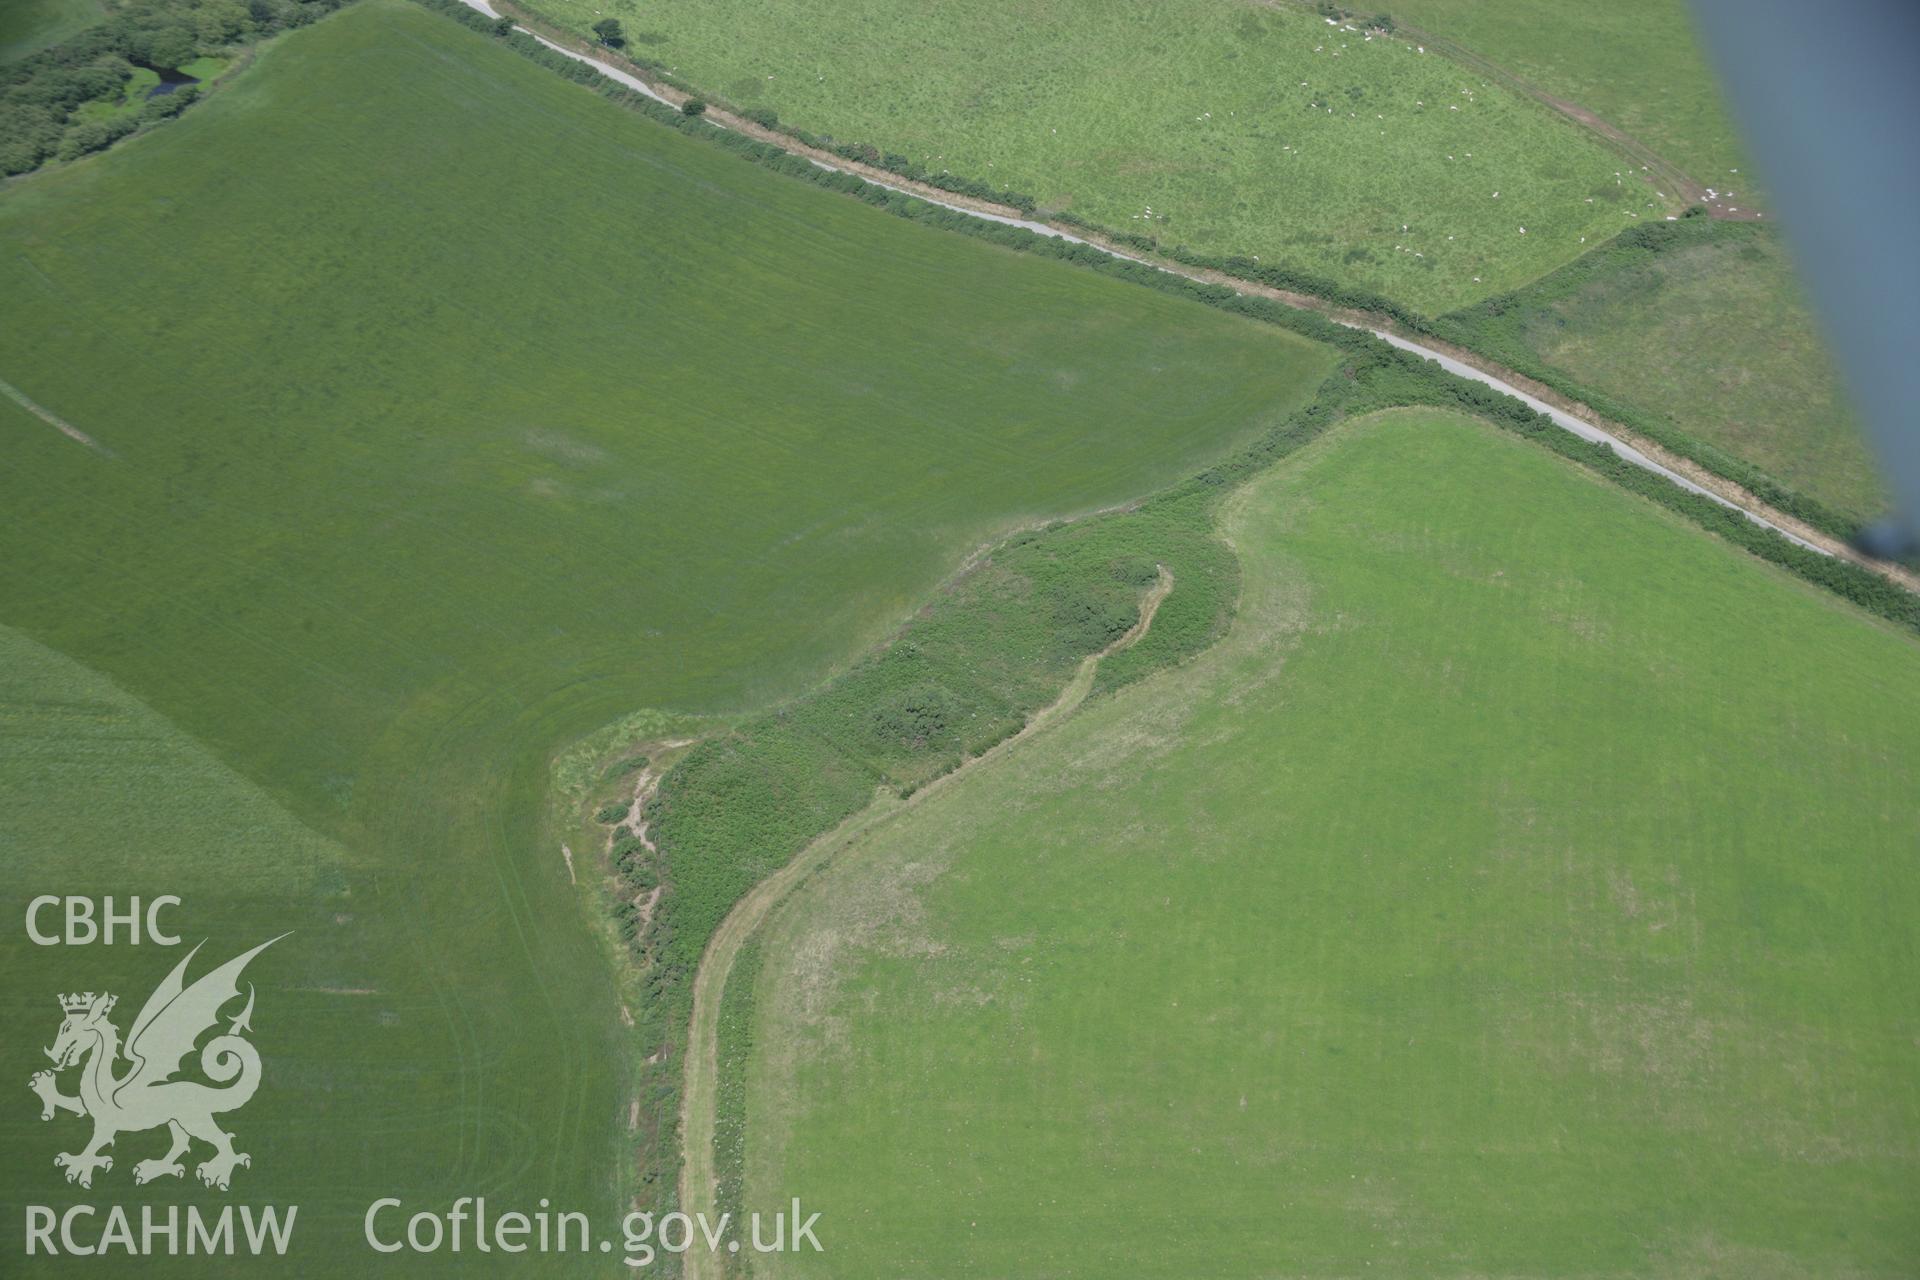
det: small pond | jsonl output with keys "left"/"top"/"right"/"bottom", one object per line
{"left": 146, "top": 66, "right": 199, "bottom": 99}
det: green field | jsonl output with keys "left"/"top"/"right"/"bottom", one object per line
{"left": 0, "top": 623, "right": 347, "bottom": 897}
{"left": 0, "top": 0, "right": 103, "bottom": 65}
{"left": 526, "top": 0, "right": 1667, "bottom": 313}
{"left": 737, "top": 410, "right": 1920, "bottom": 1277}
{"left": 0, "top": 619, "right": 362, "bottom": 1249}
{"left": 1385, "top": 0, "right": 1748, "bottom": 186}
{"left": 1443, "top": 220, "right": 1884, "bottom": 527}
{"left": 0, "top": 0, "right": 1332, "bottom": 1268}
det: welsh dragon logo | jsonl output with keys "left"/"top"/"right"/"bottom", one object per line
{"left": 29, "top": 936, "right": 284, "bottom": 1191}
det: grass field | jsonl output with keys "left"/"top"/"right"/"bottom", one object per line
{"left": 0, "top": 0, "right": 103, "bottom": 65}
{"left": 737, "top": 410, "right": 1920, "bottom": 1277}
{"left": 0, "top": 616, "right": 362, "bottom": 1249}
{"left": 1443, "top": 220, "right": 1883, "bottom": 526}
{"left": 1385, "top": 0, "right": 1748, "bottom": 186}
{"left": 526, "top": 0, "right": 1665, "bottom": 313}
{"left": 0, "top": 0, "right": 1332, "bottom": 1268}
{"left": 0, "top": 621, "right": 347, "bottom": 898}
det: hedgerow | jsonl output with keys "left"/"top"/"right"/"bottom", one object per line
{"left": 635, "top": 490, "right": 1245, "bottom": 1037}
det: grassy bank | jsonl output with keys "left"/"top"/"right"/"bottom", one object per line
{"left": 1437, "top": 217, "right": 1883, "bottom": 534}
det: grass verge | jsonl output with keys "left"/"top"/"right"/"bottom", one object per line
{"left": 1436, "top": 216, "right": 1882, "bottom": 535}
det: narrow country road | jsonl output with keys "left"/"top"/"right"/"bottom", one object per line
{"left": 443, "top": 3, "right": 1913, "bottom": 1261}
{"left": 456, "top": 0, "right": 1871, "bottom": 568}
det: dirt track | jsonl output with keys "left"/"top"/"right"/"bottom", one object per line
{"left": 439, "top": 1, "right": 1919, "bottom": 1247}
{"left": 673, "top": 568, "right": 1171, "bottom": 1279}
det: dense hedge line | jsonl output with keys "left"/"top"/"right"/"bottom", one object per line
{"left": 1431, "top": 216, "right": 1866, "bottom": 541}
{"left": 578, "top": 451, "right": 1239, "bottom": 1212}
{"left": 1064, "top": 214, "right": 1437, "bottom": 335}
{"left": 636, "top": 485, "right": 1242, "bottom": 1042}
{"left": 791, "top": 131, "right": 1040, "bottom": 216}
{"left": 1, "top": 0, "right": 349, "bottom": 176}
{"left": 412, "top": 0, "right": 1920, "bottom": 1213}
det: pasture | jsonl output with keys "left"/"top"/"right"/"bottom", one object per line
{"left": 1443, "top": 220, "right": 1884, "bottom": 528}
{"left": 0, "top": 0, "right": 102, "bottom": 65}
{"left": 1385, "top": 0, "right": 1748, "bottom": 188}
{"left": 737, "top": 410, "right": 1920, "bottom": 1277}
{"left": 526, "top": 0, "right": 1661, "bottom": 313}
{"left": 0, "top": 0, "right": 1331, "bottom": 1269}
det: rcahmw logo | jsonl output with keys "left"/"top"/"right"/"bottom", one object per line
{"left": 23, "top": 931, "right": 299, "bottom": 1258}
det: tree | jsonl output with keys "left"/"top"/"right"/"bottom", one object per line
{"left": 680, "top": 97, "right": 706, "bottom": 117}
{"left": 140, "top": 83, "right": 198, "bottom": 121}
{"left": 195, "top": 1, "right": 250, "bottom": 44}
{"left": 141, "top": 27, "right": 200, "bottom": 71}
{"left": 591, "top": 17, "right": 623, "bottom": 47}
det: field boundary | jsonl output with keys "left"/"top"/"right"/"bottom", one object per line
{"left": 437, "top": 0, "right": 1909, "bottom": 592}
{"left": 493, "top": 0, "right": 1881, "bottom": 552}
{"left": 405, "top": 0, "right": 1920, "bottom": 1245}
{"left": 677, "top": 568, "right": 1173, "bottom": 1280}
{"left": 652, "top": 332, "right": 1920, "bottom": 1265}
{"left": 1430, "top": 216, "right": 1879, "bottom": 537}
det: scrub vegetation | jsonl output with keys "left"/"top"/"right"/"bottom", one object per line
{"left": 638, "top": 483, "right": 1237, "bottom": 1024}
{"left": 670, "top": 259, "right": 1919, "bottom": 1269}
{"left": 404, "top": 7, "right": 1920, "bottom": 1241}
{"left": 5, "top": 2, "right": 1911, "bottom": 1275}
